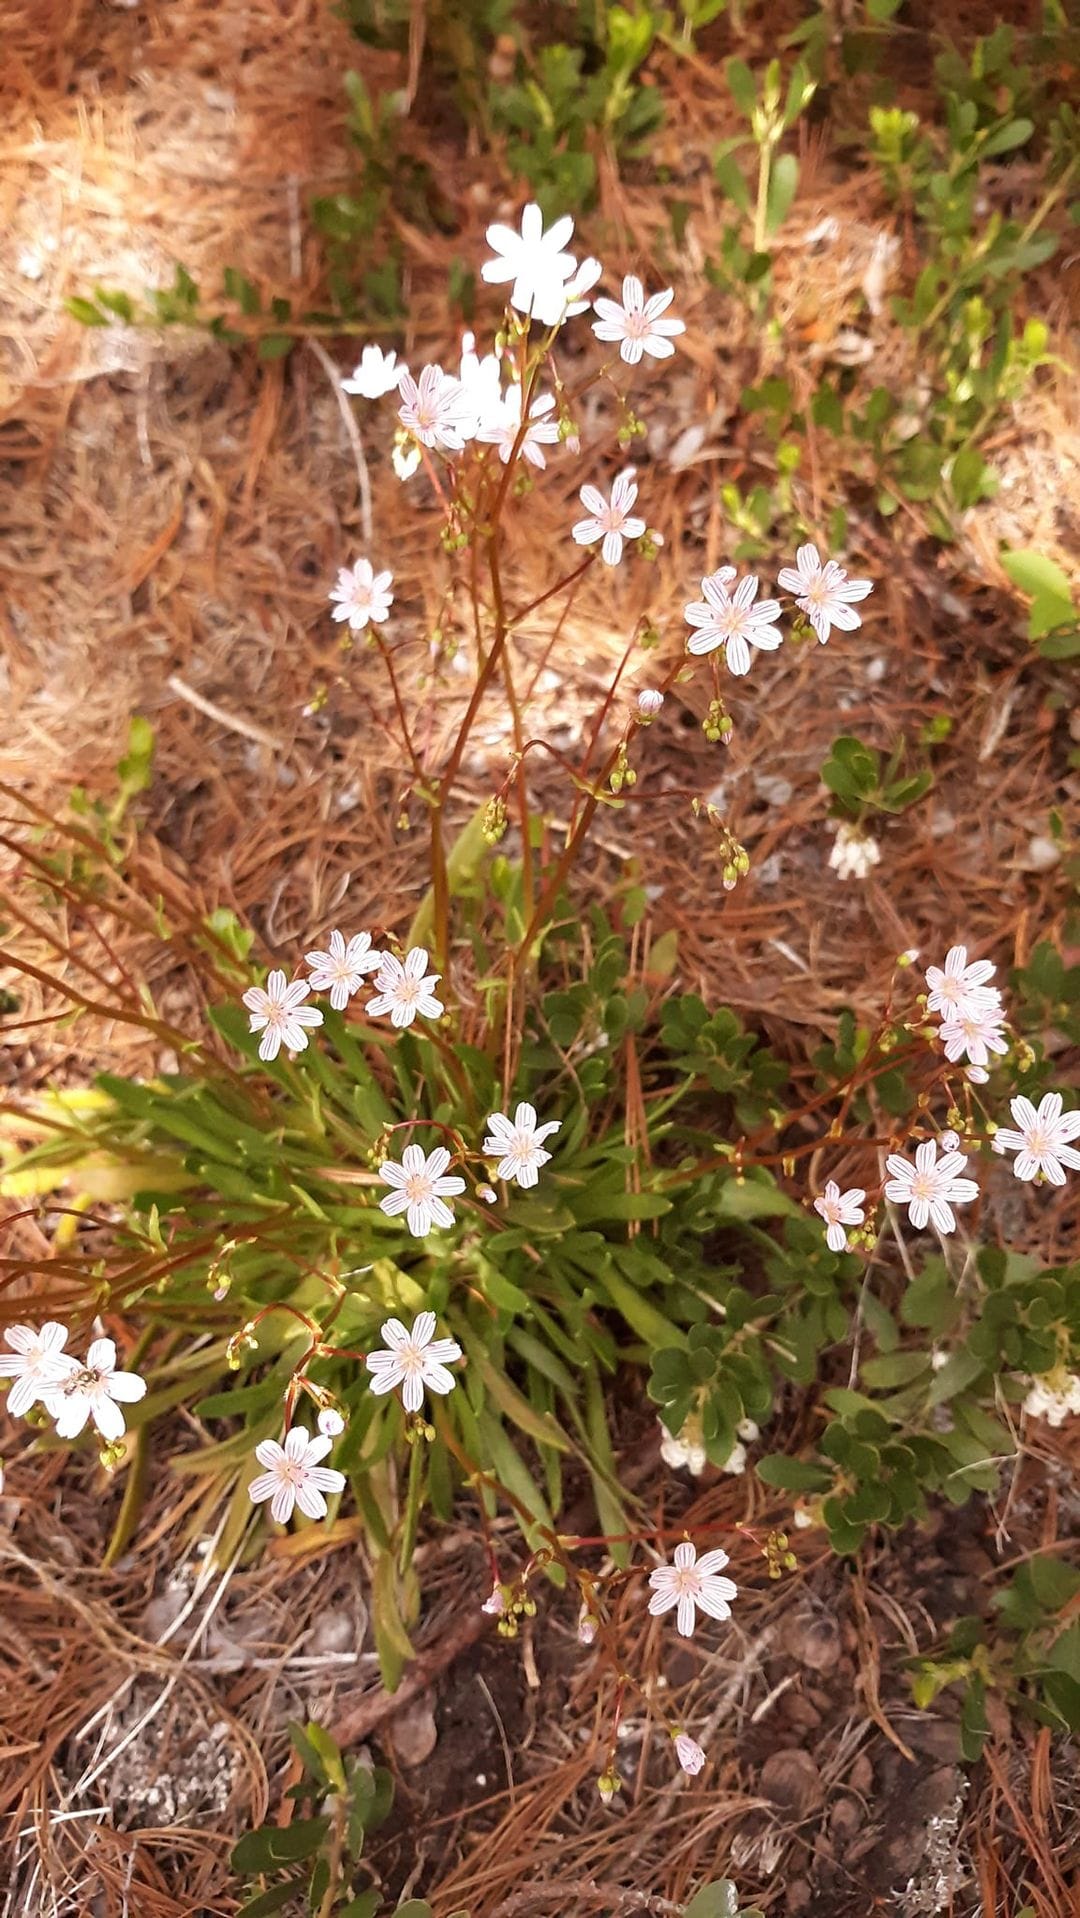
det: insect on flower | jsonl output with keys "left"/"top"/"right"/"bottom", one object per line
{"left": 777, "top": 543, "right": 873, "bottom": 644}
{"left": 378, "top": 1144, "right": 466, "bottom": 1237}
{"left": 248, "top": 1425, "right": 346, "bottom": 1525}
{"left": 328, "top": 559, "right": 394, "bottom": 633}
{"left": 305, "top": 929, "right": 384, "bottom": 1011}
{"left": 242, "top": 969, "right": 324, "bottom": 1062}
{"left": 364, "top": 1311, "right": 463, "bottom": 1412}
{"left": 367, "top": 948, "right": 444, "bottom": 1028}
{"left": 684, "top": 568, "right": 783, "bottom": 676}
{"left": 572, "top": 471, "right": 646, "bottom": 567}
{"left": 591, "top": 275, "right": 685, "bottom": 364}
{"left": 483, "top": 1102, "right": 561, "bottom": 1189}
{"left": 647, "top": 1541, "right": 738, "bottom": 1636}
{"left": 813, "top": 1180, "right": 866, "bottom": 1252}
{"left": 47, "top": 1337, "right": 147, "bottom": 1443}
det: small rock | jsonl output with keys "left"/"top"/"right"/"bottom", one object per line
{"left": 785, "top": 1879, "right": 812, "bottom": 1914}
{"left": 1022, "top": 835, "right": 1061, "bottom": 872}
{"left": 388, "top": 1694, "right": 438, "bottom": 1768}
{"left": 900, "top": 1715, "right": 963, "bottom": 1764}
{"left": 780, "top": 1693, "right": 823, "bottom": 1732}
{"left": 309, "top": 1606, "right": 363, "bottom": 1657}
{"left": 754, "top": 774, "right": 794, "bottom": 807}
{"left": 760, "top": 1748, "right": 824, "bottom": 1818}
{"left": 829, "top": 1794, "right": 863, "bottom": 1840}
{"left": 782, "top": 1609, "right": 842, "bottom": 1672}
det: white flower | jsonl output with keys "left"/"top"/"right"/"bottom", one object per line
{"left": 481, "top": 203, "right": 579, "bottom": 326}
{"left": 562, "top": 255, "right": 603, "bottom": 317}
{"left": 577, "top": 1605, "right": 598, "bottom": 1645}
{"left": 242, "top": 969, "right": 324, "bottom": 1062}
{"left": 966, "top": 1065, "right": 989, "bottom": 1085}
{"left": 378, "top": 1144, "right": 466, "bottom": 1237}
{"left": 995, "top": 1092, "right": 1080, "bottom": 1187}
{"left": 342, "top": 345, "right": 405, "bottom": 399}
{"left": 482, "top": 1583, "right": 507, "bottom": 1615}
{"left": 673, "top": 1732, "right": 706, "bottom": 1776}
{"left": 483, "top": 1101, "right": 561, "bottom": 1188}
{"left": 829, "top": 822, "right": 881, "bottom": 882}
{"left": 305, "top": 929, "right": 383, "bottom": 1011}
{"left": 684, "top": 568, "right": 783, "bottom": 676}
{"left": 720, "top": 1441, "right": 747, "bottom": 1475}
{"left": 328, "top": 558, "right": 394, "bottom": 632}
{"left": 47, "top": 1337, "right": 147, "bottom": 1443}
{"left": 0, "top": 1322, "right": 77, "bottom": 1418}
{"left": 592, "top": 275, "right": 685, "bottom": 364}
{"left": 636, "top": 689, "right": 664, "bottom": 719}
{"left": 392, "top": 438, "right": 422, "bottom": 482}
{"left": 648, "top": 1541, "right": 738, "bottom": 1637}
{"left": 479, "top": 385, "right": 560, "bottom": 469}
{"left": 367, "top": 947, "right": 444, "bottom": 1028}
{"left": 924, "top": 946, "right": 999, "bottom": 1024}
{"left": 939, "top": 1130, "right": 960, "bottom": 1154}
{"left": 457, "top": 331, "right": 504, "bottom": 433}
{"left": 1023, "top": 1372, "right": 1080, "bottom": 1426}
{"left": 777, "top": 543, "right": 873, "bottom": 644}
{"left": 813, "top": 1180, "right": 866, "bottom": 1253}
{"left": 736, "top": 1417, "right": 760, "bottom": 1443}
{"left": 248, "top": 1425, "right": 345, "bottom": 1525}
{"left": 364, "top": 1311, "right": 463, "bottom": 1412}
{"left": 883, "top": 1140, "right": 979, "bottom": 1235}
{"left": 940, "top": 1003, "right": 1008, "bottom": 1069}
{"left": 658, "top": 1419, "right": 707, "bottom": 1477}
{"left": 572, "top": 471, "right": 646, "bottom": 567}
{"left": 397, "top": 364, "right": 476, "bottom": 451}
{"left": 318, "top": 1406, "right": 346, "bottom": 1437}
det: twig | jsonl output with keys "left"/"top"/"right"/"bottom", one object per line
{"left": 167, "top": 674, "right": 285, "bottom": 751}
{"left": 307, "top": 336, "right": 373, "bottom": 544}
{"left": 331, "top": 1606, "right": 488, "bottom": 1748}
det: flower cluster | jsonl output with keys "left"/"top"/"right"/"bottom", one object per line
{"left": 242, "top": 936, "right": 443, "bottom": 1061}
{"left": 1, "top": 1323, "right": 146, "bottom": 1446}
{"left": 925, "top": 944, "right": 1007, "bottom": 1084}
{"left": 378, "top": 1104, "right": 562, "bottom": 1237}
{"left": 245, "top": 1312, "right": 463, "bottom": 1530}
{"left": 811, "top": 946, "right": 1077, "bottom": 1252}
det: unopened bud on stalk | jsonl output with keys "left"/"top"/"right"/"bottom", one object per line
{"left": 597, "top": 1769, "right": 621, "bottom": 1805}
{"left": 636, "top": 689, "right": 664, "bottom": 720}
{"left": 482, "top": 795, "right": 508, "bottom": 844}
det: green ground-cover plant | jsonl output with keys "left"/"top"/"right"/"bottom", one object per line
{"left": 11, "top": 19, "right": 1080, "bottom": 1904}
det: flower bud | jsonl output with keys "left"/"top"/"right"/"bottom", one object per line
{"left": 637, "top": 689, "right": 664, "bottom": 720}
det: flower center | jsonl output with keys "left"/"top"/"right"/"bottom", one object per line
{"left": 404, "top": 1173, "right": 432, "bottom": 1204}
{"left": 511, "top": 1131, "right": 539, "bottom": 1164}
{"left": 68, "top": 1365, "right": 104, "bottom": 1396}
{"left": 1026, "top": 1126, "right": 1049, "bottom": 1154}
{"left": 910, "top": 1172, "right": 938, "bottom": 1202}
{"left": 674, "top": 1567, "right": 701, "bottom": 1598}
{"left": 624, "top": 309, "right": 649, "bottom": 338}
{"left": 397, "top": 977, "right": 421, "bottom": 1005}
